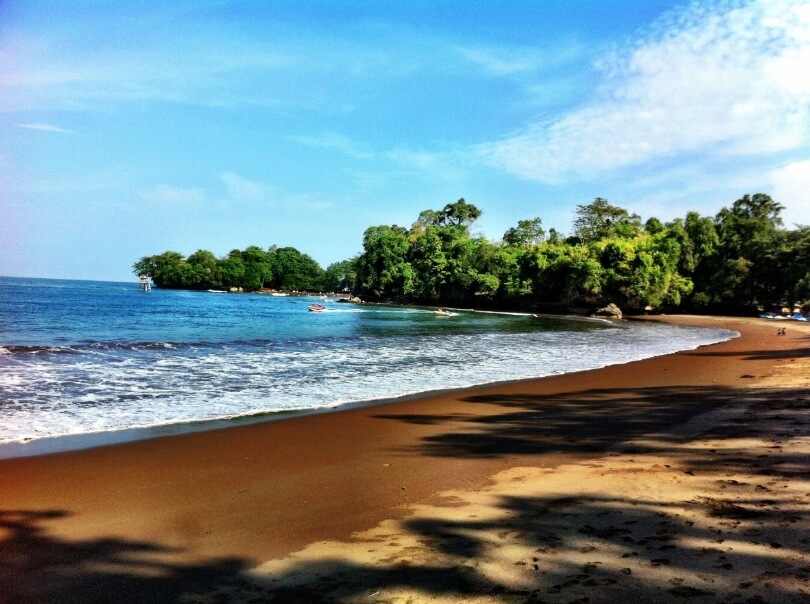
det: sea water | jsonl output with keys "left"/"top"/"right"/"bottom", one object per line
{"left": 0, "top": 276, "right": 737, "bottom": 457}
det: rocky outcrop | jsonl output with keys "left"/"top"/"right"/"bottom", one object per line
{"left": 592, "top": 303, "right": 622, "bottom": 319}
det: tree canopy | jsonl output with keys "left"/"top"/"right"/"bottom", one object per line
{"left": 134, "top": 193, "right": 809, "bottom": 314}
{"left": 133, "top": 245, "right": 325, "bottom": 292}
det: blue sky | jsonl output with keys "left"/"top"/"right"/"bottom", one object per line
{"left": 2, "top": 0, "right": 809, "bottom": 282}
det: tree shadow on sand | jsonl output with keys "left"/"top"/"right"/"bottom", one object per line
{"left": 246, "top": 477, "right": 809, "bottom": 603}
{"left": 6, "top": 381, "right": 807, "bottom": 602}
{"left": 374, "top": 385, "right": 802, "bottom": 459}
{"left": 241, "top": 389, "right": 809, "bottom": 603}
{"left": 0, "top": 509, "right": 254, "bottom": 604}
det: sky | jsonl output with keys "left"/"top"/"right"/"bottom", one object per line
{"left": 1, "top": 0, "right": 809, "bottom": 282}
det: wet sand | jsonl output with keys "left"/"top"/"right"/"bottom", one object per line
{"left": 1, "top": 315, "right": 808, "bottom": 603}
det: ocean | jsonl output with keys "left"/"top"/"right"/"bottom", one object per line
{"left": 0, "top": 276, "right": 737, "bottom": 458}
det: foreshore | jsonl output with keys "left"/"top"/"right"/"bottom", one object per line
{"left": 1, "top": 315, "right": 808, "bottom": 603}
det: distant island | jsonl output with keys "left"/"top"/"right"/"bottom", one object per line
{"left": 134, "top": 194, "right": 809, "bottom": 316}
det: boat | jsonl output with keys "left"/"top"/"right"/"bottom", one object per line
{"left": 308, "top": 304, "right": 326, "bottom": 312}
{"left": 271, "top": 292, "right": 289, "bottom": 297}
{"left": 434, "top": 308, "right": 453, "bottom": 317}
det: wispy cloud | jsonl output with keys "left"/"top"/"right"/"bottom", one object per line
{"left": 289, "top": 132, "right": 373, "bottom": 160}
{"left": 456, "top": 45, "right": 549, "bottom": 76}
{"left": 143, "top": 172, "right": 334, "bottom": 213}
{"left": 16, "top": 122, "right": 75, "bottom": 134}
{"left": 142, "top": 184, "right": 206, "bottom": 206}
{"left": 476, "top": 0, "right": 810, "bottom": 183}
{"left": 220, "top": 172, "right": 267, "bottom": 202}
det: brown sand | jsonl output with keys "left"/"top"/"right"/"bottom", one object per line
{"left": 0, "top": 315, "right": 808, "bottom": 603}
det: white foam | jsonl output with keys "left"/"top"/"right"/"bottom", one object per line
{"left": 0, "top": 322, "right": 737, "bottom": 444}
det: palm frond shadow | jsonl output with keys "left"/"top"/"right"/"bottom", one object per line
{"left": 0, "top": 509, "right": 253, "bottom": 603}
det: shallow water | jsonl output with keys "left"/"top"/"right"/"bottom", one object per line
{"left": 0, "top": 276, "right": 736, "bottom": 455}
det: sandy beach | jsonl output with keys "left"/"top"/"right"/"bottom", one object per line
{"left": 1, "top": 315, "right": 808, "bottom": 603}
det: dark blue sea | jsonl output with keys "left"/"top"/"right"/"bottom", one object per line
{"left": 0, "top": 276, "right": 736, "bottom": 457}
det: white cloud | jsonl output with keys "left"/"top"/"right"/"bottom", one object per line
{"left": 769, "top": 159, "right": 810, "bottom": 226}
{"left": 16, "top": 122, "right": 75, "bottom": 134}
{"left": 477, "top": 0, "right": 810, "bottom": 182}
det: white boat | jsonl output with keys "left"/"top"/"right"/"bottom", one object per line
{"left": 271, "top": 292, "right": 289, "bottom": 297}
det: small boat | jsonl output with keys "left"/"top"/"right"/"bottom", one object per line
{"left": 434, "top": 308, "right": 453, "bottom": 317}
{"left": 308, "top": 304, "right": 325, "bottom": 312}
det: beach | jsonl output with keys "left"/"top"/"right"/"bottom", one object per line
{"left": 1, "top": 315, "right": 808, "bottom": 603}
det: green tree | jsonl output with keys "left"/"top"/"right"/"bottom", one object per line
{"left": 356, "top": 225, "right": 414, "bottom": 298}
{"left": 503, "top": 217, "right": 545, "bottom": 247}
{"left": 523, "top": 243, "right": 602, "bottom": 304}
{"left": 410, "top": 225, "right": 448, "bottom": 299}
{"left": 268, "top": 247, "right": 324, "bottom": 291}
{"left": 572, "top": 198, "right": 640, "bottom": 243}
{"left": 219, "top": 250, "right": 246, "bottom": 289}
{"left": 439, "top": 198, "right": 482, "bottom": 229}
{"left": 708, "top": 193, "right": 786, "bottom": 308}
{"left": 187, "top": 249, "right": 221, "bottom": 289}
{"left": 241, "top": 245, "right": 273, "bottom": 291}
{"left": 132, "top": 251, "right": 187, "bottom": 289}
{"left": 323, "top": 258, "right": 358, "bottom": 292}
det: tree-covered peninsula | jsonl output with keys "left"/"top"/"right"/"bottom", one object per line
{"left": 134, "top": 194, "right": 809, "bottom": 314}
{"left": 133, "top": 246, "right": 352, "bottom": 294}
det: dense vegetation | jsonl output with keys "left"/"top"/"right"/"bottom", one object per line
{"left": 134, "top": 193, "right": 809, "bottom": 314}
{"left": 134, "top": 246, "right": 331, "bottom": 293}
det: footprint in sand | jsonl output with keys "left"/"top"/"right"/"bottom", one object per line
{"left": 668, "top": 585, "right": 716, "bottom": 598}
{"left": 650, "top": 558, "right": 671, "bottom": 567}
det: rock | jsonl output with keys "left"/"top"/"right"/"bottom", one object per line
{"left": 592, "top": 303, "right": 622, "bottom": 319}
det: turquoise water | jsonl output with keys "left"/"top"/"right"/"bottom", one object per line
{"left": 0, "top": 276, "right": 736, "bottom": 456}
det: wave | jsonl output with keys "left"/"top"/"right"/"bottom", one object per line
{"left": 0, "top": 341, "right": 185, "bottom": 355}
{"left": 0, "top": 322, "right": 738, "bottom": 450}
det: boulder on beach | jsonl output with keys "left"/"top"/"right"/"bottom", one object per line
{"left": 592, "top": 303, "right": 622, "bottom": 319}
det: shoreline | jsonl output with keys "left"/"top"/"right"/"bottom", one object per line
{"left": 1, "top": 315, "right": 808, "bottom": 603}
{"left": 0, "top": 316, "right": 737, "bottom": 460}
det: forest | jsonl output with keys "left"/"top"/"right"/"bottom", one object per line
{"left": 133, "top": 193, "right": 810, "bottom": 314}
